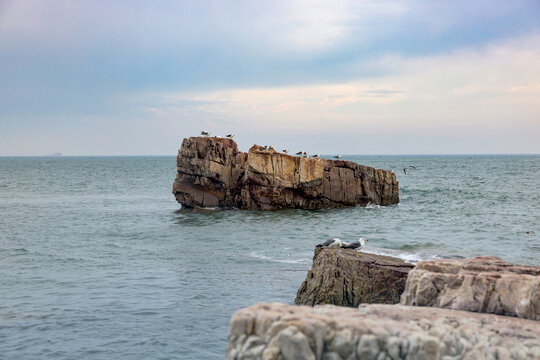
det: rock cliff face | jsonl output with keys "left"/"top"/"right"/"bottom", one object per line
{"left": 295, "top": 248, "right": 414, "bottom": 307}
{"left": 400, "top": 256, "right": 540, "bottom": 320}
{"left": 226, "top": 303, "right": 540, "bottom": 360}
{"left": 172, "top": 137, "right": 399, "bottom": 209}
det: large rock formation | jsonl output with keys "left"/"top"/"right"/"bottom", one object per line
{"left": 226, "top": 303, "right": 540, "bottom": 360}
{"left": 172, "top": 137, "right": 399, "bottom": 210}
{"left": 400, "top": 256, "right": 540, "bottom": 320}
{"left": 295, "top": 248, "right": 414, "bottom": 307}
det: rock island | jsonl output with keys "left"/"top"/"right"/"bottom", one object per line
{"left": 172, "top": 136, "right": 399, "bottom": 210}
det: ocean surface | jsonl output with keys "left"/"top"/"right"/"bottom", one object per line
{"left": 1, "top": 155, "right": 539, "bottom": 359}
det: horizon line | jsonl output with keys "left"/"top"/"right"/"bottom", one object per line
{"left": 1, "top": 153, "right": 539, "bottom": 158}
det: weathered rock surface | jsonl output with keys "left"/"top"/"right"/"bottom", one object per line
{"left": 226, "top": 303, "right": 540, "bottom": 360}
{"left": 295, "top": 248, "right": 414, "bottom": 307}
{"left": 400, "top": 256, "right": 540, "bottom": 320}
{"left": 172, "top": 137, "right": 399, "bottom": 209}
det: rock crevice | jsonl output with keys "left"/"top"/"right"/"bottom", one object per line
{"left": 172, "top": 137, "right": 399, "bottom": 210}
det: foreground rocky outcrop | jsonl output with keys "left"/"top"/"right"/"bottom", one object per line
{"left": 226, "top": 303, "right": 540, "bottom": 360}
{"left": 295, "top": 248, "right": 414, "bottom": 307}
{"left": 400, "top": 256, "right": 540, "bottom": 320}
{"left": 172, "top": 137, "right": 399, "bottom": 210}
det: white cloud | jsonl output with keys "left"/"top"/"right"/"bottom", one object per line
{"left": 136, "top": 33, "right": 540, "bottom": 153}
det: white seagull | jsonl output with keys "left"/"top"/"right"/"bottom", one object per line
{"left": 226, "top": 134, "right": 235, "bottom": 139}
{"left": 342, "top": 237, "right": 368, "bottom": 249}
{"left": 334, "top": 155, "right": 342, "bottom": 159}
{"left": 201, "top": 131, "right": 210, "bottom": 136}
{"left": 316, "top": 238, "right": 343, "bottom": 249}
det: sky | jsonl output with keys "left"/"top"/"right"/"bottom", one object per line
{"left": 1, "top": 0, "right": 539, "bottom": 155}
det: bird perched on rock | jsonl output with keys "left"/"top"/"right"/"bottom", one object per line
{"left": 316, "top": 238, "right": 343, "bottom": 248}
{"left": 295, "top": 151, "right": 303, "bottom": 155}
{"left": 201, "top": 131, "right": 210, "bottom": 136}
{"left": 334, "top": 155, "right": 342, "bottom": 159}
{"left": 282, "top": 149, "right": 289, "bottom": 154}
{"left": 226, "top": 134, "right": 235, "bottom": 139}
{"left": 262, "top": 145, "right": 270, "bottom": 151}
{"left": 342, "top": 237, "right": 368, "bottom": 249}
{"left": 313, "top": 154, "right": 320, "bottom": 158}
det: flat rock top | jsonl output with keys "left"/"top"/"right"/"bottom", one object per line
{"left": 239, "top": 302, "right": 540, "bottom": 330}
{"left": 417, "top": 255, "right": 540, "bottom": 276}
{"left": 314, "top": 248, "right": 414, "bottom": 269}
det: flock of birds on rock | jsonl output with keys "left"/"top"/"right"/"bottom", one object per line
{"left": 316, "top": 237, "right": 368, "bottom": 250}
{"left": 199, "top": 131, "right": 416, "bottom": 171}
{"left": 199, "top": 131, "right": 342, "bottom": 159}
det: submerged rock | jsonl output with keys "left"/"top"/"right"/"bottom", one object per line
{"left": 172, "top": 137, "right": 399, "bottom": 210}
{"left": 295, "top": 248, "right": 414, "bottom": 307}
{"left": 226, "top": 303, "right": 540, "bottom": 360}
{"left": 400, "top": 256, "right": 540, "bottom": 320}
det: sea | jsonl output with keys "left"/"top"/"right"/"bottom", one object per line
{"left": 1, "top": 155, "right": 539, "bottom": 359}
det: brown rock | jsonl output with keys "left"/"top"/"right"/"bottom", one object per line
{"left": 295, "top": 248, "right": 414, "bottom": 307}
{"left": 172, "top": 137, "right": 399, "bottom": 209}
{"left": 400, "top": 256, "right": 540, "bottom": 320}
{"left": 226, "top": 303, "right": 540, "bottom": 360}
{"left": 172, "top": 137, "right": 246, "bottom": 208}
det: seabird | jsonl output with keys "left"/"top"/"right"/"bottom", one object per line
{"left": 201, "top": 131, "right": 210, "bottom": 136}
{"left": 402, "top": 166, "right": 417, "bottom": 174}
{"left": 263, "top": 145, "right": 270, "bottom": 151}
{"left": 226, "top": 134, "right": 235, "bottom": 139}
{"left": 316, "top": 238, "right": 343, "bottom": 248}
{"left": 342, "top": 237, "right": 368, "bottom": 249}
{"left": 313, "top": 154, "right": 320, "bottom": 158}
{"left": 334, "top": 155, "right": 342, "bottom": 159}
{"left": 295, "top": 151, "right": 303, "bottom": 155}
{"left": 282, "top": 149, "right": 289, "bottom": 154}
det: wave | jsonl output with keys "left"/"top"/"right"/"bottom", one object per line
{"left": 359, "top": 245, "right": 440, "bottom": 264}
{"left": 249, "top": 252, "right": 311, "bottom": 264}
{"left": 397, "top": 242, "right": 443, "bottom": 251}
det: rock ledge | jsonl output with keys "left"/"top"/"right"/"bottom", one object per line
{"left": 400, "top": 256, "right": 540, "bottom": 320}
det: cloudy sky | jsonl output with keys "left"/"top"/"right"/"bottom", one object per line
{"left": 1, "top": 0, "right": 539, "bottom": 155}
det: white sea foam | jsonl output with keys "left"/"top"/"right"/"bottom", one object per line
{"left": 359, "top": 246, "right": 440, "bottom": 264}
{"left": 365, "top": 202, "right": 380, "bottom": 209}
{"left": 249, "top": 252, "right": 311, "bottom": 264}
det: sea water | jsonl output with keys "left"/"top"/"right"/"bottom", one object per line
{"left": 0, "top": 155, "right": 538, "bottom": 359}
